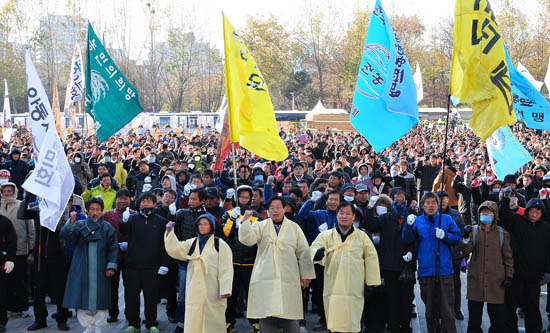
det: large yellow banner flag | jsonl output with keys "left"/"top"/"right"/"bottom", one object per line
{"left": 222, "top": 14, "right": 288, "bottom": 161}
{"left": 450, "top": 0, "right": 515, "bottom": 141}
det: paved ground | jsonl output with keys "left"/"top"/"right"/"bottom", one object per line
{"left": 5, "top": 274, "right": 549, "bottom": 332}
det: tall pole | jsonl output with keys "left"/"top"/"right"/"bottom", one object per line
{"left": 231, "top": 143, "right": 238, "bottom": 190}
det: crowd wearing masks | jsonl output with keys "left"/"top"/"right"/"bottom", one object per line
{"left": 2, "top": 119, "right": 550, "bottom": 332}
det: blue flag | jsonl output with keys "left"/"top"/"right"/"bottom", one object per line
{"left": 505, "top": 48, "right": 550, "bottom": 130}
{"left": 486, "top": 126, "right": 532, "bottom": 180}
{"left": 350, "top": 0, "right": 418, "bottom": 153}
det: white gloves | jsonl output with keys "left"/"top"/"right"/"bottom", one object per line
{"left": 169, "top": 202, "right": 177, "bottom": 215}
{"left": 158, "top": 266, "right": 168, "bottom": 275}
{"left": 142, "top": 184, "right": 152, "bottom": 192}
{"left": 226, "top": 188, "right": 235, "bottom": 200}
{"left": 183, "top": 183, "right": 191, "bottom": 196}
{"left": 232, "top": 206, "right": 241, "bottom": 219}
{"left": 144, "top": 176, "right": 151, "bottom": 184}
{"left": 311, "top": 191, "right": 323, "bottom": 202}
{"left": 367, "top": 195, "right": 379, "bottom": 209}
{"left": 3, "top": 261, "right": 14, "bottom": 274}
{"left": 406, "top": 214, "right": 416, "bottom": 226}
{"left": 122, "top": 207, "right": 130, "bottom": 222}
{"left": 118, "top": 242, "right": 128, "bottom": 252}
{"left": 402, "top": 251, "right": 413, "bottom": 262}
{"left": 266, "top": 176, "right": 275, "bottom": 186}
{"left": 435, "top": 228, "right": 445, "bottom": 239}
{"left": 540, "top": 188, "right": 550, "bottom": 200}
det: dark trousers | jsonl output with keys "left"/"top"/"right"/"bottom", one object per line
{"left": 312, "top": 264, "right": 325, "bottom": 323}
{"left": 159, "top": 259, "right": 177, "bottom": 317}
{"left": 364, "top": 285, "right": 387, "bottom": 332}
{"left": 504, "top": 277, "right": 542, "bottom": 333}
{"left": 0, "top": 270, "right": 6, "bottom": 326}
{"left": 419, "top": 275, "right": 456, "bottom": 333}
{"left": 461, "top": 212, "right": 472, "bottom": 226}
{"left": 33, "top": 257, "right": 69, "bottom": 324}
{"left": 467, "top": 300, "right": 504, "bottom": 332}
{"left": 452, "top": 259, "right": 462, "bottom": 314}
{"left": 7, "top": 255, "right": 28, "bottom": 312}
{"left": 226, "top": 265, "right": 257, "bottom": 325}
{"left": 126, "top": 268, "right": 160, "bottom": 329}
{"left": 383, "top": 270, "right": 413, "bottom": 332}
{"left": 109, "top": 256, "right": 127, "bottom": 319}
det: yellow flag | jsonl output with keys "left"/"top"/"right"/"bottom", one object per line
{"left": 450, "top": 0, "right": 515, "bottom": 141}
{"left": 222, "top": 14, "right": 288, "bottom": 161}
{"left": 52, "top": 81, "right": 62, "bottom": 136}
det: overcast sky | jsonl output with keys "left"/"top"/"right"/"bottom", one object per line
{"left": 0, "top": 0, "right": 542, "bottom": 60}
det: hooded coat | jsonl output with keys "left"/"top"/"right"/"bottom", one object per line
{"left": 0, "top": 183, "right": 34, "bottom": 255}
{"left": 499, "top": 197, "right": 550, "bottom": 282}
{"left": 165, "top": 214, "right": 233, "bottom": 333}
{"left": 460, "top": 201, "right": 513, "bottom": 304}
{"left": 3, "top": 149, "right": 29, "bottom": 191}
{"left": 70, "top": 152, "right": 93, "bottom": 188}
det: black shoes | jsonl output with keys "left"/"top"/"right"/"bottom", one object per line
{"left": 107, "top": 315, "right": 119, "bottom": 323}
{"left": 455, "top": 310, "right": 465, "bottom": 320}
{"left": 57, "top": 322, "right": 70, "bottom": 331}
{"left": 27, "top": 322, "right": 47, "bottom": 331}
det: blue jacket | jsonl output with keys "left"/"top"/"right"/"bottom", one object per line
{"left": 402, "top": 211, "right": 460, "bottom": 277}
{"left": 296, "top": 199, "right": 338, "bottom": 244}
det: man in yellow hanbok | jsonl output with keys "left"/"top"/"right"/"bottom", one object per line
{"left": 311, "top": 201, "right": 381, "bottom": 333}
{"left": 164, "top": 213, "right": 233, "bottom": 333}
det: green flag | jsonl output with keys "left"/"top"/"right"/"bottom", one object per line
{"left": 85, "top": 22, "right": 142, "bottom": 142}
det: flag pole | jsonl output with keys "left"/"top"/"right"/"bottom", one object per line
{"left": 433, "top": 94, "right": 451, "bottom": 332}
{"left": 231, "top": 142, "right": 238, "bottom": 190}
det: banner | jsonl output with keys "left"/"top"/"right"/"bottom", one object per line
{"left": 23, "top": 49, "right": 75, "bottom": 232}
{"left": 64, "top": 44, "right": 84, "bottom": 128}
{"left": 414, "top": 62, "right": 424, "bottom": 103}
{"left": 350, "top": 0, "right": 418, "bottom": 153}
{"left": 52, "top": 81, "right": 62, "bottom": 136}
{"left": 2, "top": 80, "right": 12, "bottom": 142}
{"left": 85, "top": 22, "right": 143, "bottom": 142}
{"left": 486, "top": 126, "right": 532, "bottom": 179}
{"left": 223, "top": 14, "right": 288, "bottom": 161}
{"left": 450, "top": 0, "right": 515, "bottom": 141}
{"left": 505, "top": 48, "right": 550, "bottom": 130}
{"left": 214, "top": 94, "right": 238, "bottom": 171}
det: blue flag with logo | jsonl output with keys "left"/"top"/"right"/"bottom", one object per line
{"left": 486, "top": 126, "right": 532, "bottom": 180}
{"left": 505, "top": 48, "right": 550, "bottom": 130}
{"left": 350, "top": 0, "right": 418, "bottom": 153}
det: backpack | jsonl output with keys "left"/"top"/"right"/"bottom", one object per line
{"left": 187, "top": 236, "right": 220, "bottom": 255}
{"left": 472, "top": 225, "right": 504, "bottom": 249}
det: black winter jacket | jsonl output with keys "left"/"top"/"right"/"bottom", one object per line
{"left": 220, "top": 208, "right": 261, "bottom": 265}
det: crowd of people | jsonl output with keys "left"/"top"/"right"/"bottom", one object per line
{"left": 1, "top": 119, "right": 550, "bottom": 333}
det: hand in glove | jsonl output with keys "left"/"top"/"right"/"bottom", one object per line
{"left": 540, "top": 188, "right": 549, "bottom": 200}
{"left": 540, "top": 272, "right": 550, "bottom": 285}
{"left": 226, "top": 188, "right": 235, "bottom": 200}
{"left": 3, "top": 261, "right": 14, "bottom": 274}
{"left": 231, "top": 206, "right": 241, "bottom": 219}
{"left": 435, "top": 228, "right": 445, "bottom": 239}
{"left": 311, "top": 191, "right": 323, "bottom": 202}
{"left": 119, "top": 242, "right": 128, "bottom": 252}
{"left": 142, "top": 184, "right": 152, "bottom": 192}
{"left": 122, "top": 207, "right": 130, "bottom": 222}
{"left": 502, "top": 186, "right": 514, "bottom": 199}
{"left": 313, "top": 247, "right": 325, "bottom": 261}
{"left": 462, "top": 225, "right": 472, "bottom": 238}
{"left": 502, "top": 277, "right": 513, "bottom": 288}
{"left": 27, "top": 253, "right": 34, "bottom": 265}
{"left": 158, "top": 266, "right": 169, "bottom": 276}
{"left": 402, "top": 251, "right": 413, "bottom": 262}
{"left": 367, "top": 195, "right": 379, "bottom": 209}
{"left": 471, "top": 178, "right": 482, "bottom": 188}
{"left": 169, "top": 202, "right": 177, "bottom": 215}
{"left": 266, "top": 176, "right": 275, "bottom": 186}
{"left": 406, "top": 214, "right": 416, "bottom": 226}
{"left": 166, "top": 221, "right": 175, "bottom": 233}
{"left": 144, "top": 176, "right": 151, "bottom": 184}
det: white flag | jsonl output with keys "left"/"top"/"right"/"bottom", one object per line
{"left": 544, "top": 58, "right": 550, "bottom": 94}
{"left": 413, "top": 62, "right": 423, "bottom": 104}
{"left": 23, "top": 49, "right": 74, "bottom": 231}
{"left": 2, "top": 80, "right": 12, "bottom": 142}
{"left": 64, "top": 44, "right": 84, "bottom": 128}
{"left": 518, "top": 62, "right": 543, "bottom": 92}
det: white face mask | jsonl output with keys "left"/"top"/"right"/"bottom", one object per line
{"left": 344, "top": 195, "right": 354, "bottom": 202}
{"left": 0, "top": 179, "right": 8, "bottom": 184}
{"left": 194, "top": 156, "right": 200, "bottom": 162}
{"left": 376, "top": 206, "right": 387, "bottom": 215}
{"left": 391, "top": 170, "right": 398, "bottom": 177}
{"left": 74, "top": 157, "right": 81, "bottom": 163}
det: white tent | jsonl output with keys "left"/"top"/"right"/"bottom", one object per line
{"left": 305, "top": 100, "right": 347, "bottom": 121}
